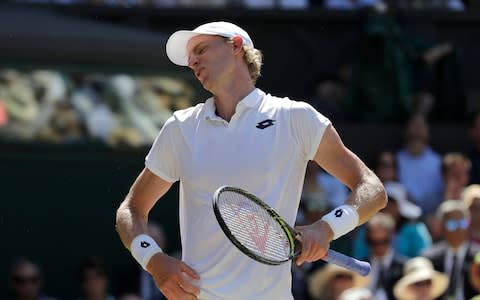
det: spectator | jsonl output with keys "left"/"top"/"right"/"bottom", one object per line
{"left": 0, "top": 69, "right": 39, "bottom": 139}
{"left": 463, "top": 184, "right": 480, "bottom": 245}
{"left": 36, "top": 101, "right": 86, "bottom": 143}
{"left": 371, "top": 150, "right": 432, "bottom": 253}
{"left": 307, "top": 264, "right": 369, "bottom": 300}
{"left": 441, "top": 152, "right": 471, "bottom": 200}
{"left": 178, "top": 0, "right": 226, "bottom": 7}
{"left": 77, "top": 256, "right": 115, "bottom": 300}
{"left": 467, "top": 111, "right": 480, "bottom": 184}
{"left": 471, "top": 252, "right": 480, "bottom": 300}
{"left": 392, "top": 0, "right": 465, "bottom": 11}
{"left": 383, "top": 182, "right": 432, "bottom": 257}
{"left": 353, "top": 182, "right": 432, "bottom": 259}
{"left": 8, "top": 258, "right": 57, "bottom": 300}
{"left": 421, "top": 200, "right": 480, "bottom": 300}
{"left": 242, "top": 0, "right": 309, "bottom": 9}
{"left": 323, "top": 0, "right": 385, "bottom": 10}
{"left": 338, "top": 287, "right": 373, "bottom": 300}
{"left": 393, "top": 256, "right": 449, "bottom": 300}
{"left": 362, "top": 213, "right": 406, "bottom": 300}
{"left": 373, "top": 150, "right": 399, "bottom": 183}
{"left": 397, "top": 114, "right": 443, "bottom": 217}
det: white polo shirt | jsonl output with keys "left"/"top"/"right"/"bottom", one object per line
{"left": 145, "top": 88, "right": 330, "bottom": 300}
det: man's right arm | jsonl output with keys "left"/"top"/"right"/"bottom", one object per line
{"left": 116, "top": 167, "right": 172, "bottom": 248}
{"left": 116, "top": 168, "right": 200, "bottom": 300}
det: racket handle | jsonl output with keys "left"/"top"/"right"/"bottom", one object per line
{"left": 323, "top": 249, "right": 371, "bottom": 276}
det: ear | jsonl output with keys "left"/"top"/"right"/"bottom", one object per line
{"left": 231, "top": 35, "right": 244, "bottom": 54}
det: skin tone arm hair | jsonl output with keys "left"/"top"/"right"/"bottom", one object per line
{"left": 295, "top": 124, "right": 387, "bottom": 265}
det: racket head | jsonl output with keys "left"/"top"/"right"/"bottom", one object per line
{"left": 213, "top": 185, "right": 297, "bottom": 265}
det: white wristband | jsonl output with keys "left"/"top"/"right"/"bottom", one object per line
{"left": 130, "top": 234, "right": 163, "bottom": 271}
{"left": 321, "top": 205, "right": 359, "bottom": 240}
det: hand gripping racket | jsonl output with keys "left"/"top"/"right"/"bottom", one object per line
{"left": 212, "top": 185, "right": 371, "bottom": 276}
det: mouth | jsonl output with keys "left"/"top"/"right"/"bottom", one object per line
{"left": 195, "top": 68, "right": 204, "bottom": 79}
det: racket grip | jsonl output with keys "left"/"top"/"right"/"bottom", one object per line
{"left": 323, "top": 249, "right": 371, "bottom": 276}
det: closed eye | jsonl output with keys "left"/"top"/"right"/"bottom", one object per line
{"left": 192, "top": 44, "right": 208, "bottom": 56}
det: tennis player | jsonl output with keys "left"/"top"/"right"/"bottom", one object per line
{"left": 115, "top": 21, "right": 387, "bottom": 300}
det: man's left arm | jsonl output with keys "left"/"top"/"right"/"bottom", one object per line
{"left": 295, "top": 124, "right": 387, "bottom": 265}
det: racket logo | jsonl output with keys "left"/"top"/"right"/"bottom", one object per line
{"left": 140, "top": 241, "right": 151, "bottom": 248}
{"left": 229, "top": 202, "right": 270, "bottom": 255}
{"left": 256, "top": 119, "right": 275, "bottom": 129}
{"left": 334, "top": 209, "right": 343, "bottom": 217}
{"left": 246, "top": 214, "right": 270, "bottom": 254}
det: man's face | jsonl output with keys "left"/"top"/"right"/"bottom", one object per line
{"left": 186, "top": 34, "right": 236, "bottom": 91}
{"left": 470, "top": 198, "right": 480, "bottom": 227}
{"left": 442, "top": 210, "right": 469, "bottom": 248}
{"left": 367, "top": 226, "right": 392, "bottom": 257}
{"left": 408, "top": 279, "right": 433, "bottom": 300}
{"left": 443, "top": 160, "right": 470, "bottom": 188}
{"left": 406, "top": 116, "right": 429, "bottom": 143}
{"left": 10, "top": 263, "right": 42, "bottom": 300}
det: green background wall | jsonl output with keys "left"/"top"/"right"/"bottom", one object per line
{"left": 0, "top": 143, "right": 180, "bottom": 299}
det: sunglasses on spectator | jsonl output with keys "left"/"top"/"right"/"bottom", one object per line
{"left": 444, "top": 218, "right": 469, "bottom": 231}
{"left": 12, "top": 275, "right": 40, "bottom": 285}
{"left": 412, "top": 279, "right": 432, "bottom": 287}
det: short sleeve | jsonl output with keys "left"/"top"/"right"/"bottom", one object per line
{"left": 145, "top": 116, "right": 181, "bottom": 183}
{"left": 289, "top": 101, "right": 331, "bottom": 160}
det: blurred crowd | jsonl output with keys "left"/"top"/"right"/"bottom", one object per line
{"left": 0, "top": 70, "right": 195, "bottom": 148}
{"left": 291, "top": 110, "right": 480, "bottom": 299}
{"left": 8, "top": 0, "right": 474, "bottom": 10}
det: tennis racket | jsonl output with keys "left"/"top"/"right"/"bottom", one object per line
{"left": 212, "top": 185, "right": 371, "bottom": 276}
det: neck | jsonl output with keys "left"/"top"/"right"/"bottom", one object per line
{"left": 406, "top": 141, "right": 426, "bottom": 156}
{"left": 448, "top": 240, "right": 466, "bottom": 251}
{"left": 208, "top": 63, "right": 255, "bottom": 122}
{"left": 212, "top": 82, "right": 255, "bottom": 122}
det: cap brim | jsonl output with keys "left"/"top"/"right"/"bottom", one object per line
{"left": 166, "top": 30, "right": 201, "bottom": 66}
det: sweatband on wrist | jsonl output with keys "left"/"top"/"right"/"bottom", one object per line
{"left": 130, "top": 234, "right": 163, "bottom": 271}
{"left": 321, "top": 205, "right": 359, "bottom": 240}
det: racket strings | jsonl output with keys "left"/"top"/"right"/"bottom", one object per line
{"left": 217, "top": 191, "right": 292, "bottom": 261}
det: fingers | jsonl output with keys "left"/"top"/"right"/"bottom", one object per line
{"left": 180, "top": 261, "right": 200, "bottom": 280}
{"left": 179, "top": 280, "right": 200, "bottom": 297}
{"left": 295, "top": 236, "right": 311, "bottom": 266}
{"left": 294, "top": 226, "right": 329, "bottom": 266}
{"left": 159, "top": 271, "right": 200, "bottom": 300}
{"left": 163, "top": 283, "right": 198, "bottom": 300}
{"left": 179, "top": 271, "right": 201, "bottom": 296}
{"left": 151, "top": 255, "right": 200, "bottom": 300}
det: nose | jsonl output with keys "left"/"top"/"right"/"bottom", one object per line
{"left": 188, "top": 54, "right": 198, "bottom": 69}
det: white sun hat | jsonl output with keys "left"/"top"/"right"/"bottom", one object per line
{"left": 384, "top": 181, "right": 422, "bottom": 219}
{"left": 393, "top": 257, "right": 448, "bottom": 300}
{"left": 166, "top": 21, "right": 254, "bottom": 67}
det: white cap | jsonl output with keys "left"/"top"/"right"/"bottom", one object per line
{"left": 166, "top": 21, "right": 254, "bottom": 66}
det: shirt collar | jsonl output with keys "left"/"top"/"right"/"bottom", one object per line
{"left": 204, "top": 88, "right": 265, "bottom": 121}
{"left": 447, "top": 242, "right": 468, "bottom": 259}
{"left": 372, "top": 249, "right": 394, "bottom": 268}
